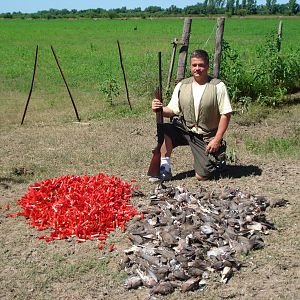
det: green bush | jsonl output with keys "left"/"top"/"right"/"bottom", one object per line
{"left": 99, "top": 77, "right": 120, "bottom": 106}
{"left": 220, "top": 32, "right": 300, "bottom": 107}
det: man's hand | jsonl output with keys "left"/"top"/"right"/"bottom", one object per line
{"left": 152, "top": 99, "right": 163, "bottom": 112}
{"left": 152, "top": 99, "right": 175, "bottom": 118}
{"left": 206, "top": 138, "right": 221, "bottom": 153}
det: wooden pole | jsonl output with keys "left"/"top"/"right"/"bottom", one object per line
{"left": 21, "top": 45, "right": 38, "bottom": 125}
{"left": 175, "top": 18, "right": 192, "bottom": 83}
{"left": 50, "top": 45, "right": 80, "bottom": 122}
{"left": 166, "top": 38, "right": 178, "bottom": 90}
{"left": 213, "top": 17, "right": 225, "bottom": 79}
{"left": 117, "top": 40, "right": 132, "bottom": 110}
{"left": 277, "top": 20, "right": 283, "bottom": 51}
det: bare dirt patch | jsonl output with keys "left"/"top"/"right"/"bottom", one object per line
{"left": 0, "top": 105, "right": 299, "bottom": 300}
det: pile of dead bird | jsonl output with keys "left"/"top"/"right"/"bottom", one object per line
{"left": 123, "top": 184, "right": 288, "bottom": 295}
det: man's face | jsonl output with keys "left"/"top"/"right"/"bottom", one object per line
{"left": 190, "top": 57, "right": 209, "bottom": 79}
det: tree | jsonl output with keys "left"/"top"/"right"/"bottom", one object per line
{"left": 166, "top": 5, "right": 182, "bottom": 14}
{"left": 3, "top": 12, "right": 13, "bottom": 19}
{"left": 266, "top": 0, "right": 277, "bottom": 14}
{"left": 247, "top": 0, "right": 257, "bottom": 14}
{"left": 226, "top": 0, "right": 236, "bottom": 14}
{"left": 144, "top": 6, "right": 162, "bottom": 13}
{"left": 131, "top": 7, "right": 142, "bottom": 12}
{"left": 288, "top": 0, "right": 299, "bottom": 14}
{"left": 184, "top": 3, "right": 207, "bottom": 15}
{"left": 207, "top": 0, "right": 217, "bottom": 13}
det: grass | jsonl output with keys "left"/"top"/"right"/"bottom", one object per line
{"left": 232, "top": 104, "right": 272, "bottom": 126}
{"left": 228, "top": 103, "right": 300, "bottom": 160}
{"left": 0, "top": 19, "right": 299, "bottom": 299}
{"left": 0, "top": 18, "right": 299, "bottom": 127}
{"left": 245, "top": 135, "right": 300, "bottom": 157}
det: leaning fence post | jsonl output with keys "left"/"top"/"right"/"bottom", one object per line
{"left": 277, "top": 19, "right": 283, "bottom": 51}
{"left": 50, "top": 45, "right": 80, "bottom": 122}
{"left": 166, "top": 38, "right": 178, "bottom": 90}
{"left": 175, "top": 18, "right": 192, "bottom": 83}
{"left": 117, "top": 40, "right": 132, "bottom": 110}
{"left": 213, "top": 17, "right": 225, "bottom": 79}
{"left": 21, "top": 45, "right": 38, "bottom": 125}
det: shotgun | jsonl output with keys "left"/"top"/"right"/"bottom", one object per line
{"left": 147, "top": 52, "right": 164, "bottom": 178}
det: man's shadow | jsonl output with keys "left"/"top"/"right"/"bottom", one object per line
{"left": 173, "top": 164, "right": 262, "bottom": 180}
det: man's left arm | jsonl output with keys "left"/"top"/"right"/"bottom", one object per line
{"left": 207, "top": 81, "right": 232, "bottom": 153}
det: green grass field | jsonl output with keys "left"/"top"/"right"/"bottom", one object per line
{"left": 1, "top": 17, "right": 300, "bottom": 300}
{"left": 0, "top": 17, "right": 299, "bottom": 125}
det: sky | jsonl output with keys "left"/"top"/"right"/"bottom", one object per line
{"left": 0, "top": 0, "right": 289, "bottom": 14}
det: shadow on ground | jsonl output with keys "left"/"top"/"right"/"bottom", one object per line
{"left": 0, "top": 176, "right": 29, "bottom": 187}
{"left": 173, "top": 164, "right": 262, "bottom": 181}
{"left": 221, "top": 164, "right": 262, "bottom": 178}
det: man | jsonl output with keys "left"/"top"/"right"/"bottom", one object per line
{"left": 150, "top": 49, "right": 232, "bottom": 182}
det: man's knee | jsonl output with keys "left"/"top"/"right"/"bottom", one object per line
{"left": 195, "top": 173, "right": 209, "bottom": 181}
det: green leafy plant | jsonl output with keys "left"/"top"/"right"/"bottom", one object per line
{"left": 251, "top": 32, "right": 300, "bottom": 105}
{"left": 220, "top": 33, "right": 300, "bottom": 108}
{"left": 99, "top": 77, "right": 120, "bottom": 106}
{"left": 226, "top": 147, "right": 238, "bottom": 164}
{"left": 220, "top": 40, "right": 245, "bottom": 103}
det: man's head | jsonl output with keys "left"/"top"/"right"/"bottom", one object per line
{"left": 189, "top": 49, "right": 210, "bottom": 83}
{"left": 190, "top": 49, "right": 209, "bottom": 66}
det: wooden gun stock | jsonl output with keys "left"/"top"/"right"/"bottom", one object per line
{"left": 147, "top": 52, "right": 163, "bottom": 178}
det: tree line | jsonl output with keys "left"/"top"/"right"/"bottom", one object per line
{"left": 1, "top": 1, "right": 299, "bottom": 19}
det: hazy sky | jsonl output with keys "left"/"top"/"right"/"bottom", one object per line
{"left": 0, "top": 0, "right": 289, "bottom": 14}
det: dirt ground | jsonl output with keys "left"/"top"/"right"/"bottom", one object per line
{"left": 0, "top": 103, "right": 299, "bottom": 300}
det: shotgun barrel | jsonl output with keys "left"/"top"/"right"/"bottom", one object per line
{"left": 147, "top": 52, "right": 164, "bottom": 178}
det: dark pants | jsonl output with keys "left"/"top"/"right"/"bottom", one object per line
{"left": 163, "top": 119, "right": 226, "bottom": 178}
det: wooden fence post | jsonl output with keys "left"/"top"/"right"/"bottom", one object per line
{"left": 277, "top": 20, "right": 283, "bottom": 51}
{"left": 213, "top": 17, "right": 225, "bottom": 79}
{"left": 51, "top": 46, "right": 80, "bottom": 122}
{"left": 176, "top": 18, "right": 192, "bottom": 83}
{"left": 21, "top": 45, "right": 39, "bottom": 125}
{"left": 167, "top": 38, "right": 178, "bottom": 90}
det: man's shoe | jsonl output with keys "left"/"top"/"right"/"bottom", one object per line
{"left": 160, "top": 166, "right": 172, "bottom": 181}
{"left": 148, "top": 176, "right": 162, "bottom": 183}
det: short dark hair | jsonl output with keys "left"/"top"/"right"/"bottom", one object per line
{"left": 190, "top": 49, "right": 209, "bottom": 65}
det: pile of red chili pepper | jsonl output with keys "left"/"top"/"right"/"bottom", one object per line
{"left": 12, "top": 173, "right": 140, "bottom": 248}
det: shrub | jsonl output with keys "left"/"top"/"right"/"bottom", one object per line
{"left": 99, "top": 77, "right": 120, "bottom": 106}
{"left": 220, "top": 33, "right": 300, "bottom": 107}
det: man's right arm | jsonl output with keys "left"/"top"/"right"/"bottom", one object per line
{"left": 151, "top": 99, "right": 175, "bottom": 118}
{"left": 152, "top": 81, "right": 182, "bottom": 118}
